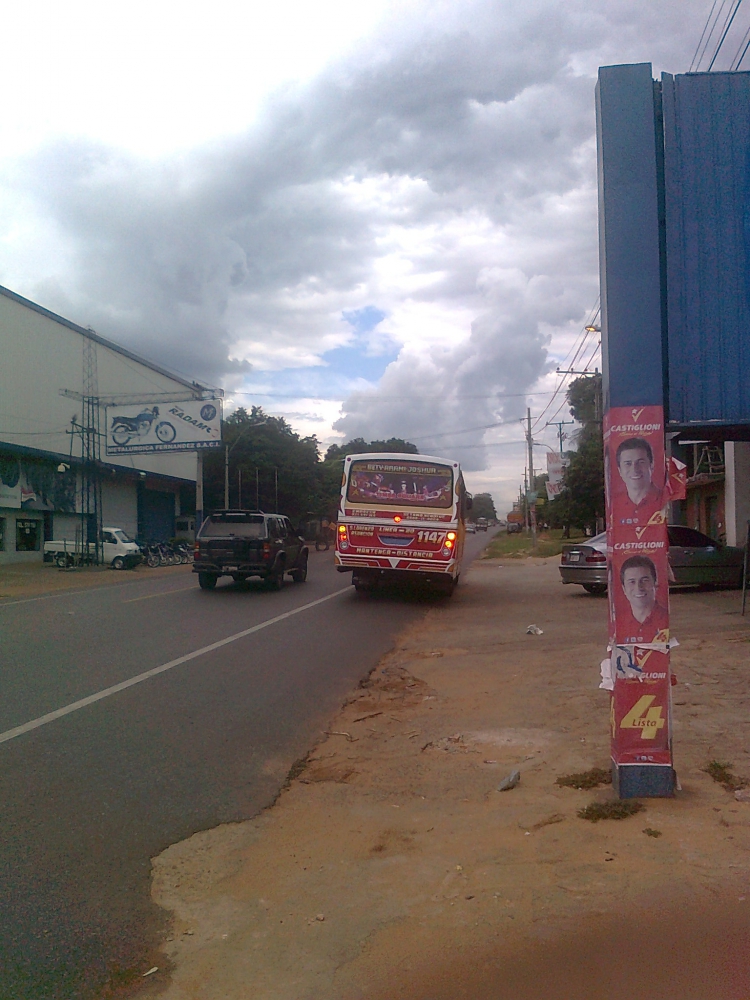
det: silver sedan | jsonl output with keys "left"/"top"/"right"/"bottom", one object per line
{"left": 560, "top": 526, "right": 745, "bottom": 595}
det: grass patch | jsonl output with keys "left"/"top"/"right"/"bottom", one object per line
{"left": 704, "top": 760, "right": 748, "bottom": 792}
{"left": 556, "top": 767, "right": 612, "bottom": 790}
{"left": 643, "top": 827, "right": 662, "bottom": 838}
{"left": 577, "top": 800, "right": 645, "bottom": 822}
{"left": 485, "top": 528, "right": 587, "bottom": 560}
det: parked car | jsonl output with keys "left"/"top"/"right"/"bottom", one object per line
{"left": 193, "top": 509, "right": 308, "bottom": 590}
{"left": 559, "top": 526, "right": 745, "bottom": 595}
{"left": 44, "top": 527, "right": 141, "bottom": 569}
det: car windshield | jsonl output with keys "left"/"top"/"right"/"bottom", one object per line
{"left": 200, "top": 514, "right": 266, "bottom": 538}
{"left": 113, "top": 530, "right": 133, "bottom": 543}
{"left": 347, "top": 459, "right": 453, "bottom": 509}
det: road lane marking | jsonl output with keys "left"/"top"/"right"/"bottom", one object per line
{"left": 0, "top": 587, "right": 350, "bottom": 746}
{"left": 124, "top": 585, "right": 197, "bottom": 603}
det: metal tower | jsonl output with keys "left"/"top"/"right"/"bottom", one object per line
{"left": 81, "top": 331, "right": 103, "bottom": 563}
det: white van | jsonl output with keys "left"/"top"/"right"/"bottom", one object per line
{"left": 44, "top": 527, "right": 142, "bottom": 569}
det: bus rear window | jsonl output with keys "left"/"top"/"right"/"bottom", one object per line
{"left": 347, "top": 460, "right": 453, "bottom": 509}
{"left": 200, "top": 514, "right": 266, "bottom": 538}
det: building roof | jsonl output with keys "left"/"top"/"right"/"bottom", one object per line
{"left": 0, "top": 284, "right": 220, "bottom": 397}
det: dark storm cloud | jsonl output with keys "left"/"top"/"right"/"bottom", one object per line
{"left": 0, "top": 0, "right": 709, "bottom": 457}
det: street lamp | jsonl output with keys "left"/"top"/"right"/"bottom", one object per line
{"left": 225, "top": 420, "right": 267, "bottom": 508}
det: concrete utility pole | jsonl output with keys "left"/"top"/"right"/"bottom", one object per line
{"left": 546, "top": 419, "right": 574, "bottom": 454}
{"left": 526, "top": 408, "right": 536, "bottom": 550}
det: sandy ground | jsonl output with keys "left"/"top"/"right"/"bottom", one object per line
{"left": 131, "top": 558, "right": 750, "bottom": 999}
{"left": 0, "top": 560, "right": 190, "bottom": 600}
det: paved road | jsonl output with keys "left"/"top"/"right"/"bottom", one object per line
{"left": 0, "top": 533, "right": 494, "bottom": 999}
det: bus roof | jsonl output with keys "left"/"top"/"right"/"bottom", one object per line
{"left": 343, "top": 452, "right": 460, "bottom": 468}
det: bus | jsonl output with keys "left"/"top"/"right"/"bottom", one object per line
{"left": 334, "top": 453, "right": 470, "bottom": 595}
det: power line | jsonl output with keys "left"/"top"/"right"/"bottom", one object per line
{"left": 229, "top": 389, "right": 560, "bottom": 401}
{"left": 691, "top": 0, "right": 721, "bottom": 69}
{"left": 694, "top": 0, "right": 731, "bottom": 69}
{"left": 707, "top": 0, "right": 744, "bottom": 69}
{"left": 730, "top": 19, "right": 750, "bottom": 65}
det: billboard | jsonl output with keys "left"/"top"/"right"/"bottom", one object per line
{"left": 105, "top": 399, "right": 222, "bottom": 455}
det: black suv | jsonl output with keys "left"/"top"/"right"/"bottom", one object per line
{"left": 193, "top": 510, "right": 309, "bottom": 590}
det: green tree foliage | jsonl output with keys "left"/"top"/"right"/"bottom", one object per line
{"left": 324, "top": 438, "right": 418, "bottom": 461}
{"left": 544, "top": 374, "right": 604, "bottom": 534}
{"left": 202, "top": 418, "right": 422, "bottom": 523}
{"left": 470, "top": 492, "right": 497, "bottom": 521}
{"left": 202, "top": 407, "right": 323, "bottom": 523}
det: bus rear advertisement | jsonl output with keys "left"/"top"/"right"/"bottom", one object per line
{"left": 335, "top": 453, "right": 469, "bottom": 595}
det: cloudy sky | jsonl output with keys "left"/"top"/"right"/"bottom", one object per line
{"left": 0, "top": 0, "right": 728, "bottom": 508}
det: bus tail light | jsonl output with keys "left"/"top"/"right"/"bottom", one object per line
{"left": 338, "top": 525, "right": 349, "bottom": 551}
{"left": 447, "top": 531, "right": 456, "bottom": 541}
{"left": 441, "top": 538, "right": 454, "bottom": 558}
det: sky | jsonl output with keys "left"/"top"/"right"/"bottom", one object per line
{"left": 0, "top": 0, "right": 733, "bottom": 510}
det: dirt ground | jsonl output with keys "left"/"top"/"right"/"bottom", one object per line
{"left": 0, "top": 560, "right": 190, "bottom": 600}
{"left": 134, "top": 557, "right": 750, "bottom": 999}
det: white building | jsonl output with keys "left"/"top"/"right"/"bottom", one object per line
{"left": 0, "top": 285, "right": 219, "bottom": 564}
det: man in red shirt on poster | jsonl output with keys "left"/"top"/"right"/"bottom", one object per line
{"left": 614, "top": 437, "right": 666, "bottom": 525}
{"left": 618, "top": 554, "right": 669, "bottom": 643}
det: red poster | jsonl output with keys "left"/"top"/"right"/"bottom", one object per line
{"left": 610, "top": 649, "right": 672, "bottom": 765}
{"left": 604, "top": 406, "right": 673, "bottom": 771}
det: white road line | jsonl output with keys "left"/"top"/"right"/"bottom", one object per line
{"left": 0, "top": 573, "right": 184, "bottom": 608}
{"left": 0, "top": 587, "right": 350, "bottom": 746}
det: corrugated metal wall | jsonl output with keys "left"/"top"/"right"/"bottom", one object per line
{"left": 662, "top": 71, "right": 750, "bottom": 426}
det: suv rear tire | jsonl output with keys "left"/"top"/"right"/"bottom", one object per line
{"left": 291, "top": 552, "right": 308, "bottom": 582}
{"left": 268, "top": 561, "right": 285, "bottom": 590}
{"left": 198, "top": 573, "right": 218, "bottom": 590}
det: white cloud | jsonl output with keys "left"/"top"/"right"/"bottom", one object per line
{"left": 0, "top": 0, "right": 714, "bottom": 509}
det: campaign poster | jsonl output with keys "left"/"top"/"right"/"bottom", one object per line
{"left": 610, "top": 648, "right": 671, "bottom": 766}
{"left": 604, "top": 405, "right": 668, "bottom": 535}
{"left": 605, "top": 405, "right": 673, "bottom": 775}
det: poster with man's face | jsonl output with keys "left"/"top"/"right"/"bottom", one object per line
{"left": 611, "top": 548, "right": 670, "bottom": 644}
{"left": 603, "top": 405, "right": 667, "bottom": 531}
{"left": 604, "top": 404, "right": 672, "bottom": 773}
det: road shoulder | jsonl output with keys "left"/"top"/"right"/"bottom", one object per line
{"left": 143, "top": 559, "right": 750, "bottom": 999}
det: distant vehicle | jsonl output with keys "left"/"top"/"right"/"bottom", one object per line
{"left": 476, "top": 517, "right": 488, "bottom": 531}
{"left": 559, "top": 526, "right": 745, "bottom": 595}
{"left": 506, "top": 511, "right": 524, "bottom": 534}
{"left": 335, "top": 452, "right": 469, "bottom": 596}
{"left": 193, "top": 510, "right": 308, "bottom": 590}
{"left": 466, "top": 522, "right": 477, "bottom": 534}
{"left": 44, "top": 527, "right": 141, "bottom": 570}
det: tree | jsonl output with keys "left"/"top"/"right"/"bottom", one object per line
{"left": 470, "top": 492, "right": 497, "bottom": 521}
{"left": 324, "top": 438, "right": 418, "bottom": 461}
{"left": 544, "top": 374, "right": 604, "bottom": 535}
{"left": 203, "top": 407, "right": 323, "bottom": 523}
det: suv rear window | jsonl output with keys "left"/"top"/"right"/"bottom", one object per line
{"left": 200, "top": 514, "right": 267, "bottom": 538}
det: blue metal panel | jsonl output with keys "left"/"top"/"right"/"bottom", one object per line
{"left": 663, "top": 71, "right": 750, "bottom": 426}
{"left": 596, "top": 64, "right": 665, "bottom": 411}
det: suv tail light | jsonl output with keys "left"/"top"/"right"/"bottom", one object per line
{"left": 262, "top": 542, "right": 271, "bottom": 559}
{"left": 586, "top": 552, "right": 607, "bottom": 564}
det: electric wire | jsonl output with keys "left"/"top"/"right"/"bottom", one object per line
{"left": 730, "top": 19, "right": 750, "bottom": 65}
{"left": 707, "top": 0, "right": 744, "bottom": 69}
{"left": 694, "top": 0, "right": 731, "bottom": 69}
{"left": 691, "top": 0, "right": 721, "bottom": 69}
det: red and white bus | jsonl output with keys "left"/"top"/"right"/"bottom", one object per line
{"left": 334, "top": 452, "right": 470, "bottom": 595}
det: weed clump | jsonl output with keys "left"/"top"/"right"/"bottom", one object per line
{"left": 643, "top": 827, "right": 662, "bottom": 838}
{"left": 577, "top": 800, "right": 645, "bottom": 822}
{"left": 704, "top": 760, "right": 747, "bottom": 792}
{"left": 556, "top": 767, "right": 612, "bottom": 790}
